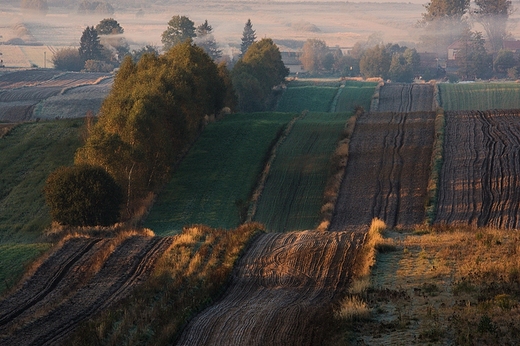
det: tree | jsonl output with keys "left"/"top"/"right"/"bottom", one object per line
{"left": 131, "top": 45, "right": 159, "bottom": 62}
{"left": 76, "top": 43, "right": 227, "bottom": 211}
{"left": 96, "top": 18, "right": 124, "bottom": 35}
{"left": 194, "top": 20, "right": 222, "bottom": 61}
{"left": 161, "top": 15, "right": 196, "bottom": 51}
{"left": 359, "top": 45, "right": 391, "bottom": 79}
{"left": 52, "top": 48, "right": 84, "bottom": 71}
{"left": 473, "top": 0, "right": 513, "bottom": 53}
{"left": 456, "top": 30, "right": 493, "bottom": 80}
{"left": 44, "top": 165, "right": 123, "bottom": 227}
{"left": 232, "top": 38, "right": 288, "bottom": 111}
{"left": 419, "top": 0, "right": 470, "bottom": 55}
{"left": 494, "top": 49, "right": 517, "bottom": 73}
{"left": 388, "top": 54, "right": 414, "bottom": 82}
{"left": 240, "top": 19, "right": 256, "bottom": 57}
{"left": 300, "top": 39, "right": 329, "bottom": 73}
{"left": 78, "top": 1, "right": 114, "bottom": 15}
{"left": 79, "top": 26, "right": 104, "bottom": 62}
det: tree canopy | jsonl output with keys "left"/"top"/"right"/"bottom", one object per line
{"left": 473, "top": 0, "right": 512, "bottom": 53}
{"left": 300, "top": 39, "right": 329, "bottom": 73}
{"left": 240, "top": 19, "right": 256, "bottom": 57}
{"left": 232, "top": 38, "right": 288, "bottom": 112}
{"left": 359, "top": 45, "right": 391, "bottom": 79}
{"left": 194, "top": 20, "right": 222, "bottom": 61}
{"left": 161, "top": 15, "right": 196, "bottom": 51}
{"left": 79, "top": 26, "right": 104, "bottom": 62}
{"left": 96, "top": 18, "right": 124, "bottom": 35}
{"left": 44, "top": 165, "right": 122, "bottom": 227}
{"left": 75, "top": 42, "right": 227, "bottom": 214}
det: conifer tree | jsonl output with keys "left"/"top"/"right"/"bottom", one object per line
{"left": 79, "top": 26, "right": 104, "bottom": 62}
{"left": 240, "top": 19, "right": 256, "bottom": 57}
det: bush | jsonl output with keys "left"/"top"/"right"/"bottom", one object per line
{"left": 44, "top": 165, "right": 123, "bottom": 227}
{"left": 52, "top": 48, "right": 84, "bottom": 71}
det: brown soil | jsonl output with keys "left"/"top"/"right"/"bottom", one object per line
{"left": 0, "top": 235, "right": 173, "bottom": 346}
{"left": 376, "top": 83, "right": 435, "bottom": 113}
{"left": 176, "top": 230, "right": 364, "bottom": 346}
{"left": 330, "top": 111, "right": 436, "bottom": 230}
{"left": 435, "top": 110, "right": 520, "bottom": 229}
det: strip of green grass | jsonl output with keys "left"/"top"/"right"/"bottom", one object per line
{"left": 144, "top": 113, "right": 296, "bottom": 235}
{"left": 277, "top": 85, "right": 340, "bottom": 112}
{"left": 0, "top": 119, "right": 84, "bottom": 243}
{"left": 335, "top": 81, "right": 378, "bottom": 112}
{"left": 439, "top": 83, "right": 520, "bottom": 111}
{"left": 0, "top": 243, "right": 51, "bottom": 295}
{"left": 253, "top": 112, "right": 351, "bottom": 232}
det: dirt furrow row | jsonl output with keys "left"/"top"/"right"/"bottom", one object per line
{"left": 435, "top": 110, "right": 520, "bottom": 228}
{"left": 376, "top": 83, "right": 434, "bottom": 113}
{"left": 176, "top": 231, "right": 363, "bottom": 346}
{"left": 0, "top": 236, "right": 172, "bottom": 346}
{"left": 330, "top": 111, "right": 435, "bottom": 230}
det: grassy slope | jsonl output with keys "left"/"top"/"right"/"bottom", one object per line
{"left": 335, "top": 81, "right": 378, "bottom": 112}
{"left": 276, "top": 85, "right": 340, "bottom": 112}
{"left": 144, "top": 113, "right": 295, "bottom": 236}
{"left": 439, "top": 82, "right": 520, "bottom": 111}
{"left": 0, "top": 118, "right": 84, "bottom": 294}
{"left": 253, "top": 112, "right": 351, "bottom": 232}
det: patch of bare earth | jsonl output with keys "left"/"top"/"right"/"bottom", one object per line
{"left": 0, "top": 235, "right": 173, "bottom": 346}
{"left": 176, "top": 230, "right": 364, "bottom": 346}
{"left": 375, "top": 83, "right": 435, "bottom": 113}
{"left": 329, "top": 111, "right": 436, "bottom": 230}
{"left": 435, "top": 109, "right": 520, "bottom": 229}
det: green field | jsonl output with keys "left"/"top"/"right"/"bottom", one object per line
{"left": 144, "top": 113, "right": 296, "bottom": 235}
{"left": 252, "top": 112, "right": 351, "bottom": 232}
{"left": 0, "top": 119, "right": 84, "bottom": 243}
{"left": 276, "top": 86, "right": 339, "bottom": 113}
{"left": 439, "top": 82, "right": 520, "bottom": 111}
{"left": 334, "top": 81, "right": 377, "bottom": 112}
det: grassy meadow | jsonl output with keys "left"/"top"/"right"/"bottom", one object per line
{"left": 276, "top": 85, "right": 341, "bottom": 112}
{"left": 144, "top": 113, "right": 296, "bottom": 235}
{"left": 439, "top": 82, "right": 520, "bottom": 111}
{"left": 252, "top": 112, "right": 351, "bottom": 232}
{"left": 334, "top": 81, "right": 378, "bottom": 112}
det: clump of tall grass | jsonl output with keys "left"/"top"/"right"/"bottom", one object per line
{"left": 318, "top": 107, "right": 362, "bottom": 231}
{"left": 335, "top": 295, "right": 371, "bottom": 322}
{"left": 425, "top": 107, "right": 445, "bottom": 224}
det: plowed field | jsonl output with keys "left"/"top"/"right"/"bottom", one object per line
{"left": 375, "top": 83, "right": 435, "bottom": 113}
{"left": 0, "top": 235, "right": 173, "bottom": 346}
{"left": 177, "top": 230, "right": 363, "bottom": 346}
{"left": 330, "top": 111, "right": 436, "bottom": 230}
{"left": 435, "top": 110, "right": 520, "bottom": 228}
{"left": 0, "top": 70, "right": 112, "bottom": 121}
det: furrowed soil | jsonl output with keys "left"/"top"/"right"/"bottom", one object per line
{"left": 0, "top": 235, "right": 173, "bottom": 346}
{"left": 435, "top": 110, "right": 520, "bottom": 229}
{"left": 375, "top": 83, "right": 435, "bottom": 113}
{"left": 0, "top": 70, "right": 112, "bottom": 121}
{"left": 329, "top": 111, "right": 436, "bottom": 230}
{"left": 176, "top": 230, "right": 364, "bottom": 346}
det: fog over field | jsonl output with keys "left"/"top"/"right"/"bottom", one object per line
{"left": 1, "top": 0, "right": 520, "bottom": 66}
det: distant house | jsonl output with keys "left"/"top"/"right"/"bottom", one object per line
{"left": 280, "top": 51, "right": 305, "bottom": 74}
{"left": 448, "top": 40, "right": 464, "bottom": 60}
{"left": 502, "top": 40, "right": 520, "bottom": 56}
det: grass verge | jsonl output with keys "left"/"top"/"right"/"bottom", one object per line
{"left": 337, "top": 225, "right": 520, "bottom": 345}
{"left": 425, "top": 107, "right": 445, "bottom": 224}
{"left": 66, "top": 223, "right": 263, "bottom": 346}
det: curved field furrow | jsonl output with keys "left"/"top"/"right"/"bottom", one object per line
{"left": 330, "top": 111, "right": 436, "bottom": 230}
{"left": 177, "top": 230, "right": 363, "bottom": 346}
{"left": 376, "top": 83, "right": 434, "bottom": 113}
{"left": 435, "top": 110, "right": 520, "bottom": 229}
{"left": 0, "top": 236, "right": 173, "bottom": 346}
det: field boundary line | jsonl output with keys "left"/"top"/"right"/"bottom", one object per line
{"left": 369, "top": 81, "right": 384, "bottom": 112}
{"left": 330, "top": 82, "right": 345, "bottom": 112}
{"left": 246, "top": 112, "right": 306, "bottom": 222}
{"left": 425, "top": 107, "right": 445, "bottom": 224}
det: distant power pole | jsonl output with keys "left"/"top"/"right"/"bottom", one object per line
{"left": 44, "top": 51, "right": 46, "bottom": 68}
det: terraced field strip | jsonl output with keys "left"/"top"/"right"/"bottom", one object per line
{"left": 435, "top": 110, "right": 520, "bottom": 228}
{"left": 334, "top": 80, "right": 378, "bottom": 112}
{"left": 177, "top": 230, "right": 364, "bottom": 346}
{"left": 439, "top": 83, "right": 520, "bottom": 111}
{"left": 375, "top": 83, "right": 435, "bottom": 112}
{"left": 144, "top": 113, "right": 296, "bottom": 235}
{"left": 330, "top": 111, "right": 436, "bottom": 230}
{"left": 276, "top": 80, "right": 341, "bottom": 112}
{"left": 0, "top": 70, "right": 112, "bottom": 121}
{"left": 253, "top": 112, "right": 351, "bottom": 232}
{"left": 0, "top": 236, "right": 173, "bottom": 346}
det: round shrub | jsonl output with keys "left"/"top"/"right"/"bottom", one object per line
{"left": 44, "top": 165, "right": 123, "bottom": 227}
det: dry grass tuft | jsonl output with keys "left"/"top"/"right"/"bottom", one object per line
{"left": 335, "top": 296, "right": 371, "bottom": 321}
